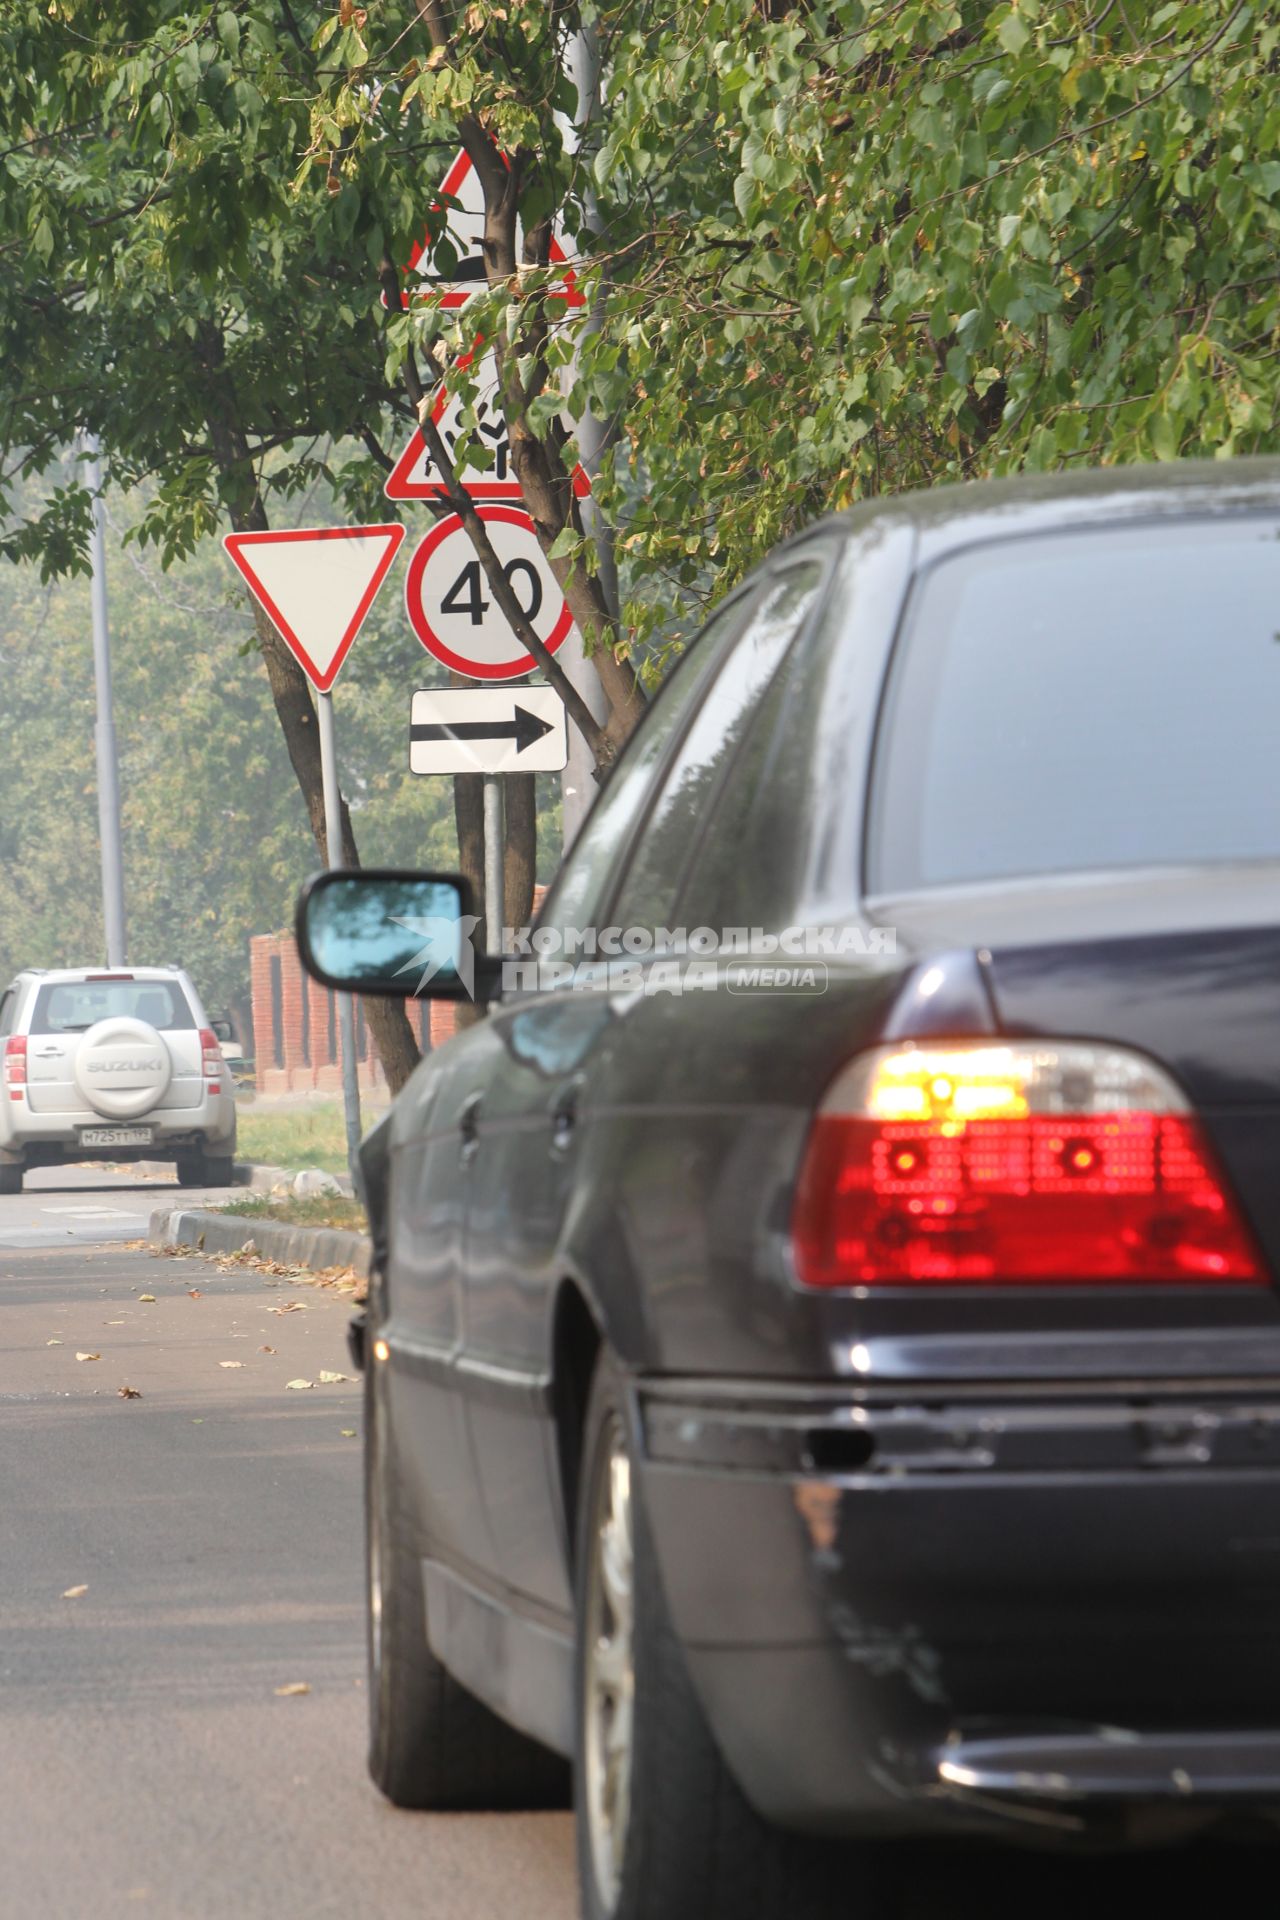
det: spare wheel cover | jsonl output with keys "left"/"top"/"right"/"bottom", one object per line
{"left": 72, "top": 1016, "right": 172, "bottom": 1119}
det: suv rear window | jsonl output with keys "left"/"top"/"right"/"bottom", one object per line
{"left": 869, "top": 517, "right": 1280, "bottom": 892}
{"left": 30, "top": 980, "right": 195, "bottom": 1034}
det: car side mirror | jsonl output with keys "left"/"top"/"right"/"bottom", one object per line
{"left": 296, "top": 869, "right": 488, "bottom": 1002}
{"left": 210, "top": 1017, "right": 233, "bottom": 1042}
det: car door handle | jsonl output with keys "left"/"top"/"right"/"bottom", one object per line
{"left": 549, "top": 1084, "right": 580, "bottom": 1154}
{"left": 458, "top": 1093, "right": 483, "bottom": 1157}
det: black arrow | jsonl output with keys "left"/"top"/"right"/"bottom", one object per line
{"left": 411, "top": 704, "right": 555, "bottom": 756}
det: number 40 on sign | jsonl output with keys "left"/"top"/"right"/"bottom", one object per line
{"left": 404, "top": 505, "right": 574, "bottom": 683}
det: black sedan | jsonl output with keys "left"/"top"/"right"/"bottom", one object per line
{"left": 298, "top": 459, "right": 1280, "bottom": 1920}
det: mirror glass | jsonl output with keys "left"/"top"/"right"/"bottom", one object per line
{"left": 303, "top": 875, "right": 470, "bottom": 997}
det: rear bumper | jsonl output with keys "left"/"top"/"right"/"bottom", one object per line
{"left": 636, "top": 1379, "right": 1280, "bottom": 1840}
{"left": 0, "top": 1100, "right": 235, "bottom": 1161}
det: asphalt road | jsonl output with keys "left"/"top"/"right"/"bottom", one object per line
{"left": 1, "top": 1166, "right": 574, "bottom": 1920}
{"left": 1, "top": 1169, "right": 1272, "bottom": 1920}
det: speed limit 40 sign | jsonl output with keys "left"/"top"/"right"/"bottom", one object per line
{"left": 404, "top": 505, "right": 574, "bottom": 681}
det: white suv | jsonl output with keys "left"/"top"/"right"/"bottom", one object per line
{"left": 0, "top": 967, "right": 238, "bottom": 1194}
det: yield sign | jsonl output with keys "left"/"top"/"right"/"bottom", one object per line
{"left": 385, "top": 343, "right": 591, "bottom": 504}
{"left": 223, "top": 524, "right": 406, "bottom": 693}
{"left": 396, "top": 147, "right": 584, "bottom": 311}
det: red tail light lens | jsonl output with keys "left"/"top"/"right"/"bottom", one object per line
{"left": 792, "top": 1042, "right": 1264, "bottom": 1287}
{"left": 199, "top": 1029, "right": 222, "bottom": 1083}
{"left": 4, "top": 1035, "right": 26, "bottom": 1100}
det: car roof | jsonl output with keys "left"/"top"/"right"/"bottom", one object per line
{"left": 13, "top": 967, "right": 188, "bottom": 984}
{"left": 790, "top": 455, "right": 1280, "bottom": 567}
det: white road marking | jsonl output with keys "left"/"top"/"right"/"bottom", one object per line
{"left": 40, "top": 1207, "right": 137, "bottom": 1219}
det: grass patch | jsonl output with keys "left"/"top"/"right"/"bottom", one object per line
{"left": 217, "top": 1190, "right": 368, "bottom": 1232}
{"left": 235, "top": 1102, "right": 353, "bottom": 1177}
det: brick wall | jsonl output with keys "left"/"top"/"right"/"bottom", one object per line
{"left": 250, "top": 931, "right": 387, "bottom": 1095}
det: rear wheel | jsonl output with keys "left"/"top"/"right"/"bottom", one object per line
{"left": 574, "top": 1353, "right": 892, "bottom": 1920}
{"left": 0, "top": 1163, "right": 22, "bottom": 1195}
{"left": 176, "top": 1150, "right": 234, "bottom": 1188}
{"left": 364, "top": 1354, "right": 569, "bottom": 1810}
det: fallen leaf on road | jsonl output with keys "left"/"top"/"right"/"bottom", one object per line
{"left": 105, "top": 1320, "right": 125, "bottom": 1326}
{"left": 340, "top": 1429, "right": 356, "bottom": 1439}
{"left": 285, "top": 1378, "right": 314, "bottom": 1391}
{"left": 318, "top": 1370, "right": 353, "bottom": 1385}
{"left": 218, "top": 1361, "right": 245, "bottom": 1369}
{"left": 274, "top": 1682, "right": 310, "bottom": 1697}
{"left": 62, "top": 1585, "right": 88, "bottom": 1599}
{"left": 258, "top": 1345, "right": 276, "bottom": 1354}
{"left": 47, "top": 1339, "right": 62, "bottom": 1347}
{"left": 138, "top": 1294, "right": 156, "bottom": 1303}
{"left": 187, "top": 1289, "right": 202, "bottom": 1299}
{"left": 117, "top": 1385, "right": 142, "bottom": 1400}
{"left": 76, "top": 1351, "right": 101, "bottom": 1363}
{"left": 267, "top": 1302, "right": 303, "bottom": 1315}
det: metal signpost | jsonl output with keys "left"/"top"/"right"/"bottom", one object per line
{"left": 81, "top": 434, "right": 128, "bottom": 966}
{"left": 222, "top": 523, "right": 407, "bottom": 1194}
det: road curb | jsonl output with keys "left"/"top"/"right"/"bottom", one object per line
{"left": 149, "top": 1206, "right": 373, "bottom": 1278}
{"left": 129, "top": 1159, "right": 355, "bottom": 1196}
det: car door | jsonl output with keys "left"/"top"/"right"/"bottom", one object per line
{"left": 461, "top": 555, "right": 834, "bottom": 1610}
{"left": 458, "top": 582, "right": 778, "bottom": 1610}
{"left": 380, "top": 1025, "right": 512, "bottom": 1580}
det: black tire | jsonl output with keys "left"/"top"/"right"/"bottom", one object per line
{"left": 176, "top": 1151, "right": 234, "bottom": 1188}
{"left": 364, "top": 1355, "right": 570, "bottom": 1811}
{"left": 573, "top": 1353, "right": 893, "bottom": 1920}
{"left": 0, "top": 1163, "right": 22, "bottom": 1195}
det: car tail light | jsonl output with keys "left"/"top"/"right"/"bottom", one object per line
{"left": 4, "top": 1036, "right": 26, "bottom": 1101}
{"left": 199, "top": 1029, "right": 222, "bottom": 1083}
{"left": 791, "top": 1041, "right": 1264, "bottom": 1287}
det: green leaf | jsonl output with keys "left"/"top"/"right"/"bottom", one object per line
{"left": 996, "top": 11, "right": 1031, "bottom": 55}
{"left": 546, "top": 526, "right": 581, "bottom": 560}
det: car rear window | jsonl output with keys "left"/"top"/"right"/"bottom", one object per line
{"left": 30, "top": 980, "right": 195, "bottom": 1034}
{"left": 869, "top": 516, "right": 1280, "bottom": 892}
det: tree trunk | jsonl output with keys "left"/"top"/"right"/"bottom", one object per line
{"left": 504, "top": 771, "right": 536, "bottom": 934}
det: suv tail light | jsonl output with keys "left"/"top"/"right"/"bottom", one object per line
{"left": 4, "top": 1036, "right": 26, "bottom": 1100}
{"left": 199, "top": 1028, "right": 222, "bottom": 1083}
{"left": 792, "top": 1041, "right": 1264, "bottom": 1287}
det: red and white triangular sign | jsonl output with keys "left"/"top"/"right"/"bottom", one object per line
{"left": 387, "top": 346, "right": 519, "bottom": 501}
{"left": 386, "top": 343, "right": 591, "bottom": 505}
{"left": 223, "top": 524, "right": 406, "bottom": 693}
{"left": 394, "top": 147, "right": 585, "bottom": 312}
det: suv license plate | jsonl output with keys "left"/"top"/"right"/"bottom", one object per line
{"left": 79, "top": 1126, "right": 154, "bottom": 1148}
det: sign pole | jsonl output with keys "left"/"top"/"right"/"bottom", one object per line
{"left": 316, "top": 690, "right": 365, "bottom": 1196}
{"left": 483, "top": 774, "right": 504, "bottom": 956}
{"left": 82, "top": 433, "right": 128, "bottom": 966}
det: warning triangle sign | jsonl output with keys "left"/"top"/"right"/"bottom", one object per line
{"left": 396, "top": 147, "right": 585, "bottom": 312}
{"left": 223, "top": 524, "right": 406, "bottom": 693}
{"left": 387, "top": 345, "right": 519, "bottom": 501}
{"left": 385, "top": 343, "right": 591, "bottom": 505}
